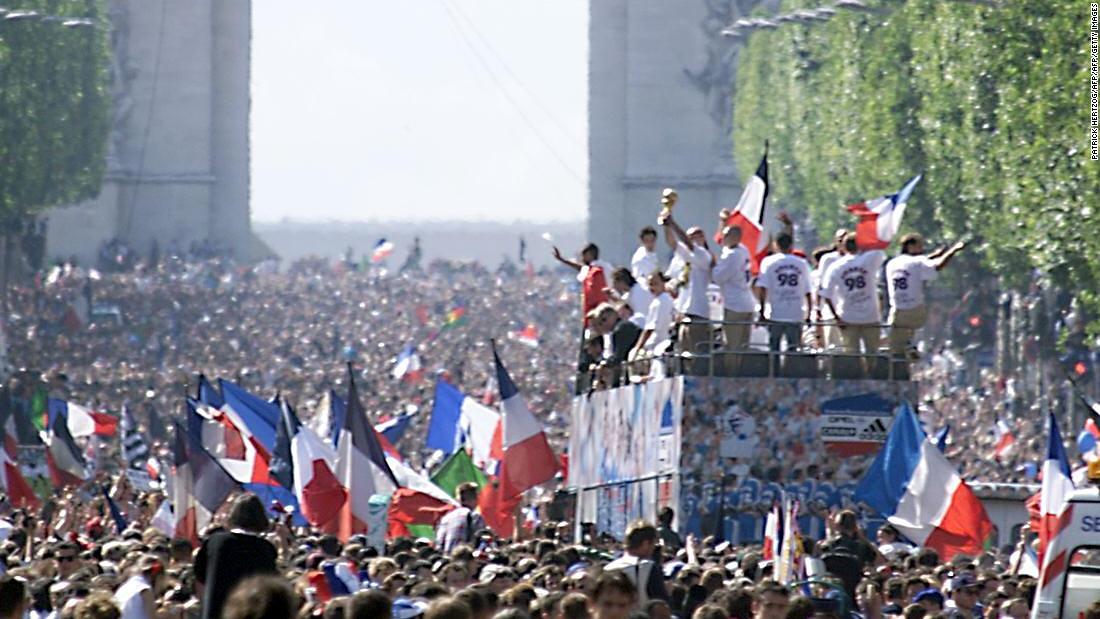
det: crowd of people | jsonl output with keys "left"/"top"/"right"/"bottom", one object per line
{"left": 3, "top": 252, "right": 580, "bottom": 471}
{"left": 0, "top": 487, "right": 1092, "bottom": 619}
{"left": 0, "top": 231, "right": 1094, "bottom": 619}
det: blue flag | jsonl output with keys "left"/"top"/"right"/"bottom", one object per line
{"left": 102, "top": 486, "right": 128, "bottom": 533}
{"left": 934, "top": 424, "right": 950, "bottom": 452}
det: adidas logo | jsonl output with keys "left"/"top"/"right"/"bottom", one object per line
{"left": 859, "top": 418, "right": 889, "bottom": 439}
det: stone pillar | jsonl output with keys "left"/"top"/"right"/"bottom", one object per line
{"left": 116, "top": 0, "right": 214, "bottom": 255}
{"left": 209, "top": 0, "right": 252, "bottom": 259}
{"left": 45, "top": 0, "right": 253, "bottom": 264}
{"left": 588, "top": 0, "right": 751, "bottom": 264}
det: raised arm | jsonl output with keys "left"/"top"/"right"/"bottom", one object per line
{"left": 931, "top": 241, "right": 966, "bottom": 271}
{"left": 551, "top": 246, "right": 582, "bottom": 272}
{"left": 663, "top": 214, "right": 693, "bottom": 249}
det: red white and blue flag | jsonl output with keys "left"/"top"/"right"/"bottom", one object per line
{"left": 306, "top": 560, "right": 361, "bottom": 602}
{"left": 271, "top": 399, "right": 347, "bottom": 528}
{"left": 1076, "top": 417, "right": 1100, "bottom": 458}
{"left": 992, "top": 418, "right": 1017, "bottom": 460}
{"left": 1035, "top": 412, "right": 1075, "bottom": 592}
{"left": 392, "top": 344, "right": 423, "bottom": 382}
{"left": 48, "top": 398, "right": 118, "bottom": 438}
{"left": 374, "top": 413, "right": 413, "bottom": 460}
{"left": 190, "top": 400, "right": 275, "bottom": 487}
{"left": 854, "top": 402, "right": 992, "bottom": 559}
{"left": 509, "top": 324, "right": 540, "bottom": 348}
{"left": 491, "top": 342, "right": 559, "bottom": 496}
{"left": 426, "top": 379, "right": 500, "bottom": 469}
{"left": 846, "top": 174, "right": 921, "bottom": 250}
{"left": 218, "top": 379, "right": 280, "bottom": 450}
{"left": 371, "top": 239, "right": 395, "bottom": 263}
{"left": 376, "top": 413, "right": 413, "bottom": 447}
{"left": 762, "top": 501, "right": 781, "bottom": 561}
{"left": 0, "top": 403, "right": 39, "bottom": 509}
{"left": 172, "top": 421, "right": 237, "bottom": 545}
{"left": 328, "top": 364, "right": 400, "bottom": 540}
{"left": 724, "top": 146, "right": 770, "bottom": 274}
{"left": 44, "top": 406, "right": 89, "bottom": 487}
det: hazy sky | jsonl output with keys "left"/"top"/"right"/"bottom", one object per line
{"left": 251, "top": 1, "right": 588, "bottom": 223}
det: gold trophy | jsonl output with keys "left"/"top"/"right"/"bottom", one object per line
{"left": 658, "top": 187, "right": 678, "bottom": 224}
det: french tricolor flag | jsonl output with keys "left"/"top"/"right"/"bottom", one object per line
{"left": 724, "top": 145, "right": 770, "bottom": 274}
{"left": 1076, "top": 417, "right": 1100, "bottom": 457}
{"left": 328, "top": 364, "right": 400, "bottom": 541}
{"left": 374, "top": 413, "right": 413, "bottom": 460}
{"left": 992, "top": 418, "right": 1017, "bottom": 460}
{"left": 854, "top": 402, "right": 993, "bottom": 560}
{"left": 846, "top": 174, "right": 921, "bottom": 250}
{"left": 762, "top": 501, "right": 781, "bottom": 561}
{"left": 371, "top": 238, "right": 395, "bottom": 263}
{"left": 48, "top": 399, "right": 118, "bottom": 438}
{"left": 491, "top": 342, "right": 559, "bottom": 497}
{"left": 271, "top": 399, "right": 348, "bottom": 527}
{"left": 510, "top": 324, "right": 540, "bottom": 348}
{"left": 391, "top": 344, "right": 423, "bottom": 383}
{"left": 171, "top": 420, "right": 237, "bottom": 546}
{"left": 426, "top": 379, "right": 500, "bottom": 469}
{"left": 190, "top": 400, "right": 272, "bottom": 485}
{"left": 0, "top": 407, "right": 39, "bottom": 509}
{"left": 1035, "top": 412, "right": 1075, "bottom": 592}
{"left": 43, "top": 407, "right": 89, "bottom": 487}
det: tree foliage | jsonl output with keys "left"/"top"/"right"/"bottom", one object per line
{"left": 733, "top": 0, "right": 1100, "bottom": 321}
{"left": 0, "top": 0, "right": 110, "bottom": 229}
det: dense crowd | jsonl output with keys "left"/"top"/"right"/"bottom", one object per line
{"left": 0, "top": 238, "right": 1095, "bottom": 619}
{"left": 0, "top": 487, "right": 1091, "bottom": 619}
{"left": 4, "top": 253, "right": 580, "bottom": 470}
{"left": 1, "top": 239, "right": 1088, "bottom": 490}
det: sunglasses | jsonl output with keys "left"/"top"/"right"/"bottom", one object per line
{"left": 58, "top": 555, "right": 77, "bottom": 563}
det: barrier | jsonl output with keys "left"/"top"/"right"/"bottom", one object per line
{"left": 568, "top": 373, "right": 918, "bottom": 541}
{"left": 577, "top": 318, "right": 912, "bottom": 393}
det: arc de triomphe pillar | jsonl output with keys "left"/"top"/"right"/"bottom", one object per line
{"left": 588, "top": 0, "right": 764, "bottom": 264}
{"left": 46, "top": 0, "right": 254, "bottom": 263}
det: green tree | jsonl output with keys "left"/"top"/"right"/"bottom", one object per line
{"left": 733, "top": 0, "right": 1100, "bottom": 329}
{"left": 0, "top": 0, "right": 110, "bottom": 298}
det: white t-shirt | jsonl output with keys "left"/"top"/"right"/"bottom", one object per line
{"left": 757, "top": 253, "right": 812, "bottom": 322}
{"left": 885, "top": 253, "right": 937, "bottom": 311}
{"left": 626, "top": 282, "right": 654, "bottom": 325}
{"left": 114, "top": 575, "right": 151, "bottom": 619}
{"left": 665, "top": 253, "right": 686, "bottom": 285}
{"left": 631, "top": 246, "right": 658, "bottom": 280}
{"left": 814, "top": 250, "right": 843, "bottom": 319}
{"left": 821, "top": 250, "right": 886, "bottom": 323}
{"left": 674, "top": 241, "right": 713, "bottom": 318}
{"left": 644, "top": 292, "right": 675, "bottom": 350}
{"left": 816, "top": 250, "right": 842, "bottom": 287}
{"left": 712, "top": 244, "right": 757, "bottom": 313}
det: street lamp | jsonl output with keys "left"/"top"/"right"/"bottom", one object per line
{"left": 4, "top": 10, "right": 39, "bottom": 22}
{"left": 834, "top": 0, "right": 874, "bottom": 11}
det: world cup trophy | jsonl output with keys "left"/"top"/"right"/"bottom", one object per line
{"left": 658, "top": 187, "right": 678, "bottom": 224}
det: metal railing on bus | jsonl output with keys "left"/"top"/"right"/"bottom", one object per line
{"left": 576, "top": 316, "right": 911, "bottom": 392}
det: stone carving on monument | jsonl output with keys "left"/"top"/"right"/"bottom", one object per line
{"left": 683, "top": 0, "right": 763, "bottom": 174}
{"left": 106, "top": 0, "right": 135, "bottom": 172}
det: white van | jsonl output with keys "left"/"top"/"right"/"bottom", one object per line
{"left": 1032, "top": 463, "right": 1100, "bottom": 619}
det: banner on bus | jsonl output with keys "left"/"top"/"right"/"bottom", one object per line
{"left": 820, "top": 393, "right": 897, "bottom": 456}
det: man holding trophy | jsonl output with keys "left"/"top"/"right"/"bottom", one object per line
{"left": 657, "top": 189, "right": 716, "bottom": 357}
